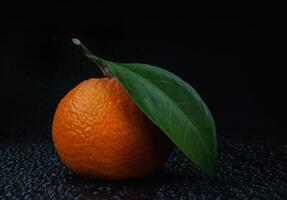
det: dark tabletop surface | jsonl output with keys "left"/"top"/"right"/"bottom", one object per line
{"left": 1, "top": 130, "right": 286, "bottom": 200}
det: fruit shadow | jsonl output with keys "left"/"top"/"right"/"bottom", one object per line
{"left": 66, "top": 170, "right": 196, "bottom": 199}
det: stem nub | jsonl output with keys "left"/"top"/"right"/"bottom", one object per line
{"left": 72, "top": 38, "right": 113, "bottom": 78}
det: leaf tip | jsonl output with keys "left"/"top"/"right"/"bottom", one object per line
{"left": 203, "top": 162, "right": 216, "bottom": 177}
{"left": 207, "top": 169, "right": 216, "bottom": 177}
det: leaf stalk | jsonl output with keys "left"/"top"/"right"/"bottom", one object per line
{"left": 72, "top": 38, "right": 113, "bottom": 78}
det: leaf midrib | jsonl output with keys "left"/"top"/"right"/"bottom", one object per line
{"left": 110, "top": 63, "right": 213, "bottom": 165}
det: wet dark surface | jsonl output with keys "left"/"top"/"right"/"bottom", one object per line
{"left": 1, "top": 133, "right": 286, "bottom": 200}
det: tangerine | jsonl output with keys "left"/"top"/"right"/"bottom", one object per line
{"left": 52, "top": 77, "right": 173, "bottom": 180}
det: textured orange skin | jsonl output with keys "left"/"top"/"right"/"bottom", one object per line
{"left": 52, "top": 78, "right": 173, "bottom": 180}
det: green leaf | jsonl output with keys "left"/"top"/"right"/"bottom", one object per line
{"left": 73, "top": 39, "right": 217, "bottom": 176}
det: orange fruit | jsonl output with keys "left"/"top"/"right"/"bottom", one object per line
{"left": 52, "top": 77, "right": 173, "bottom": 180}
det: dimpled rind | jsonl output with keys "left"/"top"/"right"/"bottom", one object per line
{"left": 52, "top": 78, "right": 173, "bottom": 180}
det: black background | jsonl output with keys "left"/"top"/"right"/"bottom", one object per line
{"left": 1, "top": 5, "right": 286, "bottom": 143}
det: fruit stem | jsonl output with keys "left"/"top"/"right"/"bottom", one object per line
{"left": 72, "top": 38, "right": 113, "bottom": 78}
